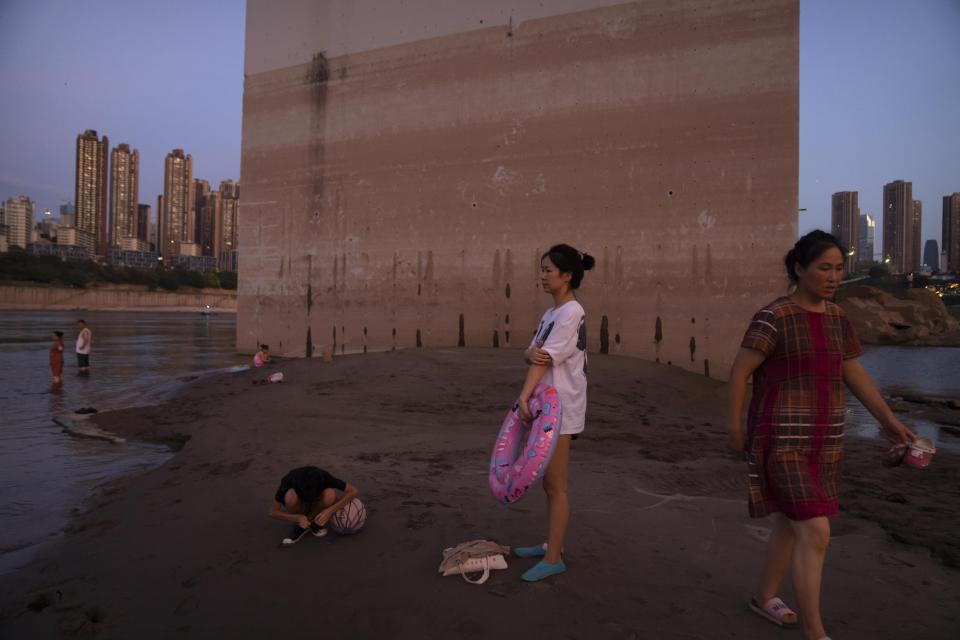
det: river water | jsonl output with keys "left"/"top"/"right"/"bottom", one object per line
{"left": 0, "top": 310, "right": 956, "bottom": 576}
{"left": 0, "top": 310, "right": 246, "bottom": 576}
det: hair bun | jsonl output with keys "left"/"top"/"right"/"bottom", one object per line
{"left": 581, "top": 253, "right": 596, "bottom": 270}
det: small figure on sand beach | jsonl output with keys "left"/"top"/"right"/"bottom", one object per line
{"left": 728, "top": 230, "right": 917, "bottom": 640}
{"left": 513, "top": 244, "right": 594, "bottom": 582}
{"left": 75, "top": 319, "right": 91, "bottom": 375}
{"left": 269, "top": 466, "right": 359, "bottom": 546}
{"left": 253, "top": 343, "right": 271, "bottom": 368}
{"left": 50, "top": 331, "right": 64, "bottom": 384}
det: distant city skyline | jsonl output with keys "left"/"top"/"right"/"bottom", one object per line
{"left": 1, "top": 0, "right": 958, "bottom": 254}
{"left": 798, "top": 0, "right": 959, "bottom": 252}
{"left": 0, "top": 0, "right": 244, "bottom": 226}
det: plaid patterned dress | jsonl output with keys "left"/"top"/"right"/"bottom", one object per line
{"left": 741, "top": 297, "right": 863, "bottom": 520}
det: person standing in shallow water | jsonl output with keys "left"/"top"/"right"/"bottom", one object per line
{"left": 75, "top": 319, "right": 91, "bottom": 375}
{"left": 513, "top": 243, "right": 594, "bottom": 582}
{"left": 50, "top": 331, "right": 64, "bottom": 384}
{"left": 727, "top": 230, "right": 916, "bottom": 640}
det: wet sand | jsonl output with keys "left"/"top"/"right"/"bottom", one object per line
{"left": 1, "top": 349, "right": 957, "bottom": 639}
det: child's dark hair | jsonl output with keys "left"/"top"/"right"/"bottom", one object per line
{"left": 260, "top": 344, "right": 269, "bottom": 350}
{"left": 784, "top": 230, "right": 847, "bottom": 284}
{"left": 54, "top": 331, "right": 64, "bottom": 338}
{"left": 542, "top": 244, "right": 596, "bottom": 290}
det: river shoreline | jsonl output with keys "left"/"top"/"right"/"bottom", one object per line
{"left": 1, "top": 349, "right": 956, "bottom": 638}
{"left": 0, "top": 283, "right": 236, "bottom": 313}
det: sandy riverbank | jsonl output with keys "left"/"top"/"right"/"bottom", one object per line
{"left": 1, "top": 349, "right": 957, "bottom": 639}
{"left": 0, "top": 283, "right": 236, "bottom": 313}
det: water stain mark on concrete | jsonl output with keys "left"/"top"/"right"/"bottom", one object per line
{"left": 307, "top": 51, "right": 329, "bottom": 86}
{"left": 458, "top": 314, "right": 465, "bottom": 347}
{"left": 655, "top": 316, "right": 663, "bottom": 363}
{"left": 306, "top": 327, "right": 313, "bottom": 358}
{"left": 493, "top": 330, "right": 500, "bottom": 348}
{"left": 416, "top": 329, "right": 422, "bottom": 348}
{"left": 689, "top": 336, "right": 696, "bottom": 362}
{"left": 600, "top": 315, "right": 610, "bottom": 354}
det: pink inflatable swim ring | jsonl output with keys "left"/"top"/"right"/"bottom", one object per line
{"left": 489, "top": 384, "right": 562, "bottom": 505}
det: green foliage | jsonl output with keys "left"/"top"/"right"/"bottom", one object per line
{"left": 174, "top": 267, "right": 205, "bottom": 289}
{"left": 217, "top": 271, "right": 237, "bottom": 290}
{"left": 867, "top": 263, "right": 891, "bottom": 279}
{"left": 158, "top": 270, "right": 180, "bottom": 291}
{"left": 0, "top": 250, "right": 237, "bottom": 292}
{"left": 64, "top": 271, "right": 88, "bottom": 288}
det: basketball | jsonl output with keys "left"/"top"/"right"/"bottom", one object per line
{"left": 330, "top": 498, "right": 367, "bottom": 534}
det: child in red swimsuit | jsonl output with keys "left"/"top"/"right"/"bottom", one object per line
{"left": 50, "top": 331, "right": 64, "bottom": 383}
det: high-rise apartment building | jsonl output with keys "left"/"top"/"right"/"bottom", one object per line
{"left": 156, "top": 194, "right": 164, "bottom": 255}
{"left": 3, "top": 196, "right": 35, "bottom": 249}
{"left": 137, "top": 204, "right": 150, "bottom": 244}
{"left": 192, "top": 179, "right": 211, "bottom": 250}
{"left": 923, "top": 239, "right": 939, "bottom": 272}
{"left": 199, "top": 191, "right": 221, "bottom": 257}
{"left": 75, "top": 130, "right": 109, "bottom": 256}
{"left": 911, "top": 200, "right": 922, "bottom": 273}
{"left": 882, "top": 180, "right": 915, "bottom": 273}
{"left": 831, "top": 191, "right": 858, "bottom": 272}
{"left": 218, "top": 179, "right": 239, "bottom": 270}
{"left": 109, "top": 144, "right": 139, "bottom": 246}
{"left": 219, "top": 179, "right": 239, "bottom": 200}
{"left": 858, "top": 213, "right": 875, "bottom": 263}
{"left": 943, "top": 193, "right": 960, "bottom": 273}
{"left": 59, "top": 203, "right": 75, "bottom": 227}
{"left": 160, "top": 149, "right": 193, "bottom": 258}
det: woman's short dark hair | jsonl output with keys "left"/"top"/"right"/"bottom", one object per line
{"left": 541, "top": 244, "right": 596, "bottom": 290}
{"left": 784, "top": 230, "right": 847, "bottom": 283}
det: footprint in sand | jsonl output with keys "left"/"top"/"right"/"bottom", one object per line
{"left": 744, "top": 524, "right": 771, "bottom": 543}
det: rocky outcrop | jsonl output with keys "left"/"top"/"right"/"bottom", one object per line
{"left": 837, "top": 285, "right": 960, "bottom": 345}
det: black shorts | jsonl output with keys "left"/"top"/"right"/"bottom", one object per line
{"left": 77, "top": 353, "right": 90, "bottom": 368}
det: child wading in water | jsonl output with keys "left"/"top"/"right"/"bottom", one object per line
{"left": 514, "top": 243, "right": 594, "bottom": 582}
{"left": 50, "top": 331, "right": 64, "bottom": 384}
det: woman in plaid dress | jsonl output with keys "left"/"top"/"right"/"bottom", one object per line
{"left": 727, "top": 230, "right": 915, "bottom": 640}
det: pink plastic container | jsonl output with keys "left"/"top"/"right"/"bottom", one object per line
{"left": 904, "top": 438, "right": 936, "bottom": 469}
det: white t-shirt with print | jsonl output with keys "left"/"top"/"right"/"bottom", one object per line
{"left": 529, "top": 299, "right": 587, "bottom": 435}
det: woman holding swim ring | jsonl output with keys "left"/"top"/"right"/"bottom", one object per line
{"left": 514, "top": 243, "right": 594, "bottom": 582}
{"left": 728, "top": 230, "right": 915, "bottom": 640}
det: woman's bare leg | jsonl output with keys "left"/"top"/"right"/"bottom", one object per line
{"left": 789, "top": 516, "right": 830, "bottom": 640}
{"left": 543, "top": 435, "right": 571, "bottom": 563}
{"left": 755, "top": 513, "right": 798, "bottom": 623}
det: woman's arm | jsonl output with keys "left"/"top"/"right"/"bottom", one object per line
{"left": 516, "top": 363, "right": 549, "bottom": 422}
{"left": 842, "top": 359, "right": 916, "bottom": 444}
{"left": 727, "top": 348, "right": 767, "bottom": 452}
{"left": 313, "top": 483, "right": 359, "bottom": 526}
{"left": 523, "top": 345, "right": 552, "bottom": 366}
